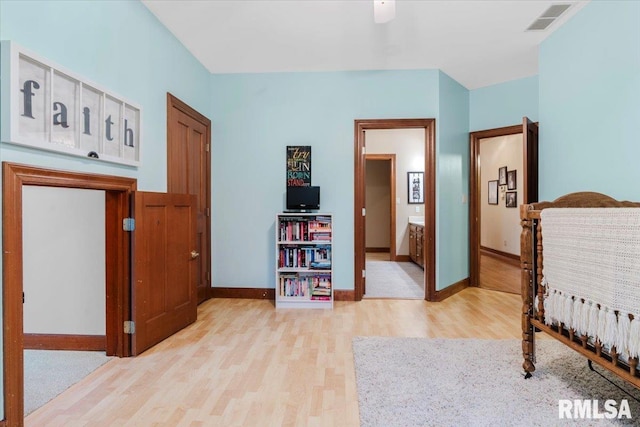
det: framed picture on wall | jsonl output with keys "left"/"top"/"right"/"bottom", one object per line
{"left": 506, "top": 191, "right": 518, "bottom": 208}
{"left": 507, "top": 170, "right": 517, "bottom": 190}
{"left": 498, "top": 166, "right": 508, "bottom": 186}
{"left": 408, "top": 171, "right": 424, "bottom": 204}
{"left": 488, "top": 180, "right": 498, "bottom": 205}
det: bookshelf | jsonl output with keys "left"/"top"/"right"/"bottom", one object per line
{"left": 276, "top": 213, "right": 333, "bottom": 308}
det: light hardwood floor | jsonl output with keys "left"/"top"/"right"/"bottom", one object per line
{"left": 26, "top": 288, "right": 522, "bottom": 426}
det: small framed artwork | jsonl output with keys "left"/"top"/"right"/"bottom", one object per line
{"left": 488, "top": 180, "right": 498, "bottom": 205}
{"left": 498, "top": 166, "right": 508, "bottom": 186}
{"left": 506, "top": 191, "right": 518, "bottom": 208}
{"left": 408, "top": 171, "right": 424, "bottom": 204}
{"left": 507, "top": 170, "right": 517, "bottom": 190}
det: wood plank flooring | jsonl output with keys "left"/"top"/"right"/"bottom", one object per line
{"left": 479, "top": 252, "right": 520, "bottom": 294}
{"left": 25, "top": 288, "right": 522, "bottom": 426}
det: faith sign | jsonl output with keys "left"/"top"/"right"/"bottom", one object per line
{"left": 1, "top": 41, "right": 141, "bottom": 166}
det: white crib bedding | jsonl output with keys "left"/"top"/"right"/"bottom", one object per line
{"left": 540, "top": 208, "right": 640, "bottom": 359}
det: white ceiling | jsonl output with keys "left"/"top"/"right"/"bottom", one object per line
{"left": 142, "top": 0, "right": 589, "bottom": 90}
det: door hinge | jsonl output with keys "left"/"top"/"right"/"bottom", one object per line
{"left": 362, "top": 146, "right": 366, "bottom": 155}
{"left": 205, "top": 143, "right": 210, "bottom": 152}
{"left": 205, "top": 208, "right": 210, "bottom": 217}
{"left": 362, "top": 208, "right": 366, "bottom": 216}
{"left": 207, "top": 271, "right": 211, "bottom": 281}
{"left": 362, "top": 269, "right": 366, "bottom": 278}
{"left": 123, "top": 218, "right": 135, "bottom": 231}
{"left": 124, "top": 321, "right": 135, "bottom": 334}
{"left": 23, "top": 292, "right": 25, "bottom": 304}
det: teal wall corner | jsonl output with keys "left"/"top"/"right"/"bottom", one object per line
{"left": 469, "top": 75, "right": 539, "bottom": 132}
{"left": 538, "top": 0, "right": 640, "bottom": 201}
{"left": 436, "top": 71, "right": 470, "bottom": 290}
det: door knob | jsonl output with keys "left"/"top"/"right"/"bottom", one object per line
{"left": 190, "top": 250, "right": 200, "bottom": 259}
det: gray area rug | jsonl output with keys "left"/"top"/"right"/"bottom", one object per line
{"left": 24, "top": 350, "right": 112, "bottom": 415}
{"left": 353, "top": 337, "right": 640, "bottom": 426}
{"left": 364, "top": 258, "right": 424, "bottom": 299}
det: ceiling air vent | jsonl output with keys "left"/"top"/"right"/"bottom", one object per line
{"left": 526, "top": 3, "right": 572, "bottom": 31}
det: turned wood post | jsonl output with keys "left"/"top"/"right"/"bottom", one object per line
{"left": 536, "top": 220, "right": 545, "bottom": 322}
{"left": 520, "top": 204, "right": 535, "bottom": 374}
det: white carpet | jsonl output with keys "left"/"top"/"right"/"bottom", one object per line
{"left": 353, "top": 337, "right": 640, "bottom": 426}
{"left": 24, "top": 350, "right": 112, "bottom": 415}
{"left": 364, "top": 257, "right": 424, "bottom": 299}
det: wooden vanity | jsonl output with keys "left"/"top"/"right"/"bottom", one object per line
{"left": 409, "top": 222, "right": 424, "bottom": 268}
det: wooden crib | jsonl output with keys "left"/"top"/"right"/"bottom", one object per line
{"left": 520, "top": 192, "right": 640, "bottom": 389}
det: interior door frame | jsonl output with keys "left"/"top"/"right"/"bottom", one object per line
{"left": 469, "top": 118, "right": 538, "bottom": 288}
{"left": 166, "top": 93, "right": 212, "bottom": 303}
{"left": 354, "top": 119, "right": 436, "bottom": 301}
{"left": 364, "top": 154, "right": 396, "bottom": 261}
{"left": 2, "top": 162, "right": 136, "bottom": 425}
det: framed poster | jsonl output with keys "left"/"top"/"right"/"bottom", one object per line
{"left": 506, "top": 191, "right": 518, "bottom": 208}
{"left": 286, "top": 145, "right": 311, "bottom": 187}
{"left": 498, "top": 166, "right": 507, "bottom": 186}
{"left": 408, "top": 171, "right": 424, "bottom": 204}
{"left": 507, "top": 170, "right": 517, "bottom": 190}
{"left": 488, "top": 180, "right": 498, "bottom": 205}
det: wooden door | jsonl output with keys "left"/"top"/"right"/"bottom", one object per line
{"left": 522, "top": 116, "right": 539, "bottom": 203}
{"left": 131, "top": 191, "right": 198, "bottom": 355}
{"left": 167, "top": 94, "right": 211, "bottom": 304}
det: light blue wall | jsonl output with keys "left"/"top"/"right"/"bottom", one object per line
{"left": 3, "top": 0, "right": 633, "bottom": 419}
{"left": 0, "top": 0, "right": 211, "bottom": 418}
{"left": 210, "top": 70, "right": 443, "bottom": 291}
{"left": 436, "top": 71, "right": 470, "bottom": 290}
{"left": 0, "top": 0, "right": 211, "bottom": 187}
{"left": 469, "top": 76, "right": 538, "bottom": 131}
{"left": 539, "top": 0, "right": 640, "bottom": 201}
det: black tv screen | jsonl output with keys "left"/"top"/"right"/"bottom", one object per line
{"left": 286, "top": 186, "right": 320, "bottom": 211}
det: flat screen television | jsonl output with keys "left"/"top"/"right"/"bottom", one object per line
{"left": 286, "top": 186, "right": 320, "bottom": 211}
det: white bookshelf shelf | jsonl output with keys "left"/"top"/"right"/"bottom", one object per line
{"left": 275, "top": 212, "right": 333, "bottom": 309}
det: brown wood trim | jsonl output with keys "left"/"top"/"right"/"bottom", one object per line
{"left": 210, "top": 287, "right": 275, "bottom": 299}
{"left": 2, "top": 163, "right": 23, "bottom": 425}
{"left": 167, "top": 93, "right": 210, "bottom": 126}
{"left": 106, "top": 190, "right": 132, "bottom": 357}
{"left": 433, "top": 277, "right": 469, "bottom": 302}
{"left": 24, "top": 334, "right": 106, "bottom": 351}
{"left": 395, "top": 255, "right": 411, "bottom": 262}
{"left": 479, "top": 246, "right": 520, "bottom": 266}
{"left": 2, "top": 162, "right": 136, "bottom": 425}
{"left": 469, "top": 124, "right": 524, "bottom": 289}
{"left": 0, "top": 419, "right": 6, "bottom": 426}
{"left": 334, "top": 290, "right": 355, "bottom": 301}
{"left": 365, "top": 153, "right": 396, "bottom": 261}
{"left": 423, "top": 121, "right": 436, "bottom": 301}
{"left": 210, "top": 287, "right": 353, "bottom": 302}
{"left": 365, "top": 247, "right": 390, "bottom": 253}
{"left": 355, "top": 119, "right": 436, "bottom": 302}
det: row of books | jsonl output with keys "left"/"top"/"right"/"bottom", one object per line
{"left": 278, "top": 218, "right": 332, "bottom": 242}
{"left": 308, "top": 218, "right": 332, "bottom": 233}
{"left": 279, "top": 273, "right": 332, "bottom": 298}
{"left": 310, "top": 232, "right": 331, "bottom": 241}
{"left": 278, "top": 245, "right": 331, "bottom": 269}
{"left": 279, "top": 220, "right": 309, "bottom": 242}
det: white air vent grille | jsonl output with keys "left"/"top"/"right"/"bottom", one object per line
{"left": 541, "top": 4, "right": 571, "bottom": 18}
{"left": 526, "top": 3, "right": 572, "bottom": 31}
